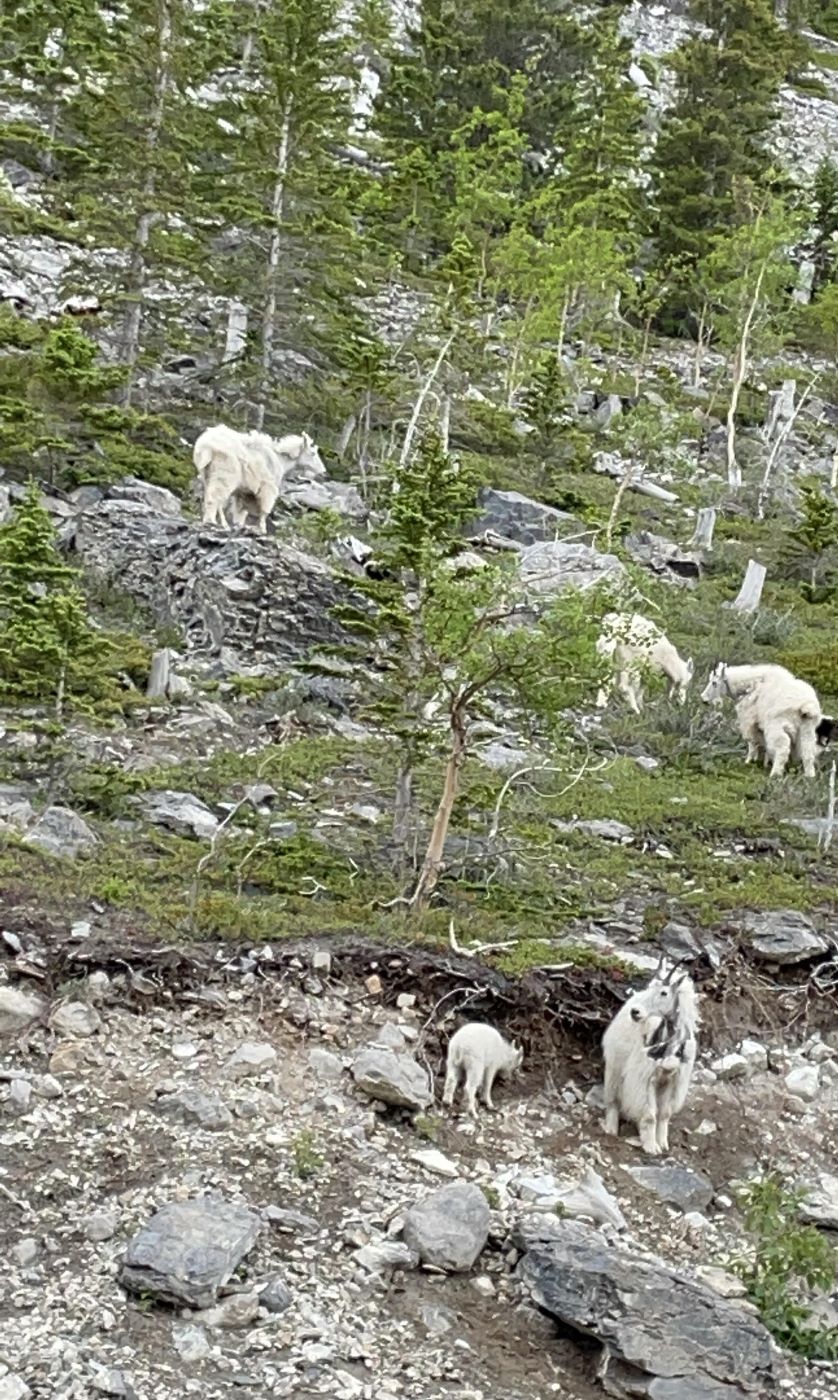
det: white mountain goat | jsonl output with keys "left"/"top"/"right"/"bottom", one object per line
{"left": 442, "top": 1022, "right": 523, "bottom": 1117}
{"left": 595, "top": 612, "right": 693, "bottom": 714}
{"left": 193, "top": 424, "right": 326, "bottom": 533}
{"left": 700, "top": 661, "right": 824, "bottom": 778}
{"left": 602, "top": 961, "right": 698, "bottom": 1156}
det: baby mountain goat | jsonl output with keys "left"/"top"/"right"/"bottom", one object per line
{"left": 193, "top": 424, "right": 326, "bottom": 533}
{"left": 595, "top": 612, "right": 693, "bottom": 715}
{"left": 701, "top": 662, "right": 829, "bottom": 779}
{"left": 442, "top": 1022, "right": 523, "bottom": 1117}
{"left": 602, "top": 961, "right": 698, "bottom": 1156}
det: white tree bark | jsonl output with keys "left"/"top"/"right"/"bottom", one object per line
{"left": 725, "top": 261, "right": 767, "bottom": 492}
{"left": 730, "top": 559, "right": 766, "bottom": 614}
{"left": 690, "top": 506, "right": 716, "bottom": 551}
{"left": 398, "top": 331, "right": 454, "bottom": 470}
{"left": 121, "top": 0, "right": 172, "bottom": 403}
{"left": 223, "top": 301, "right": 249, "bottom": 362}
{"left": 146, "top": 648, "right": 171, "bottom": 699}
{"left": 256, "top": 96, "right": 292, "bottom": 431}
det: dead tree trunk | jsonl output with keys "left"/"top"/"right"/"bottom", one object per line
{"left": 729, "top": 559, "right": 766, "bottom": 614}
{"left": 255, "top": 97, "right": 292, "bottom": 431}
{"left": 725, "top": 261, "right": 767, "bottom": 492}
{"left": 690, "top": 507, "right": 716, "bottom": 551}
{"left": 410, "top": 699, "right": 468, "bottom": 910}
{"left": 146, "top": 648, "right": 171, "bottom": 699}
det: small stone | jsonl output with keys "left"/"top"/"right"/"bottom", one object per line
{"left": 472, "top": 1275, "right": 495, "bottom": 1297}
{"left": 311, "top": 949, "right": 331, "bottom": 974}
{"left": 90, "top": 1368, "right": 136, "bottom": 1399}
{"left": 172, "top": 1323, "right": 211, "bottom": 1362}
{"left": 120, "top": 1197, "right": 262, "bottom": 1308}
{"left": 351, "top": 1046, "right": 432, "bottom": 1110}
{"left": 171, "top": 1040, "right": 199, "bottom": 1060}
{"left": 626, "top": 1164, "right": 714, "bottom": 1213}
{"left": 0, "top": 986, "right": 45, "bottom": 1033}
{"left": 259, "top": 1277, "right": 293, "bottom": 1314}
{"left": 198, "top": 1290, "right": 261, "bottom": 1329}
{"left": 785, "top": 1065, "right": 819, "bottom": 1102}
{"left": 227, "top": 1041, "right": 277, "bottom": 1078}
{"left": 263, "top": 1206, "right": 319, "bottom": 1235}
{"left": 365, "top": 974, "right": 382, "bottom": 996}
{"left": 354, "top": 1240, "right": 419, "bottom": 1274}
{"left": 402, "top": 1183, "right": 490, "bottom": 1272}
{"left": 306, "top": 1047, "right": 343, "bottom": 1081}
{"left": 86, "top": 971, "right": 111, "bottom": 1002}
{"left": 410, "top": 1148, "right": 459, "bottom": 1178}
{"left": 69, "top": 920, "right": 91, "bottom": 941}
{"left": 50, "top": 1001, "right": 101, "bottom": 1038}
{"left": 739, "top": 1039, "right": 768, "bottom": 1073}
{"left": 155, "top": 1087, "right": 233, "bottom": 1131}
{"left": 0, "top": 1378, "right": 31, "bottom": 1400}
{"left": 12, "top": 1237, "right": 38, "bottom": 1267}
{"left": 370, "top": 1022, "right": 407, "bottom": 1050}
{"left": 419, "top": 1303, "right": 457, "bottom": 1335}
{"left": 396, "top": 993, "right": 416, "bottom": 1010}
{"left": 6, "top": 1078, "right": 32, "bottom": 1114}
{"left": 711, "top": 1053, "right": 749, "bottom": 1081}
{"left": 82, "top": 1211, "right": 119, "bottom": 1242}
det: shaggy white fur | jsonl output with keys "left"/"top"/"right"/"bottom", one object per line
{"left": 193, "top": 424, "right": 326, "bottom": 533}
{"left": 595, "top": 612, "right": 693, "bottom": 714}
{"left": 602, "top": 963, "right": 698, "bottom": 1156}
{"left": 701, "top": 661, "right": 822, "bottom": 778}
{"left": 442, "top": 1022, "right": 523, "bottom": 1117}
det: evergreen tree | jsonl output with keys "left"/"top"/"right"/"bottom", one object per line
{"left": 810, "top": 158, "right": 838, "bottom": 290}
{"left": 783, "top": 477, "right": 838, "bottom": 600}
{"left": 653, "top": 0, "right": 794, "bottom": 268}
{"left": 0, "top": 480, "right": 112, "bottom": 709}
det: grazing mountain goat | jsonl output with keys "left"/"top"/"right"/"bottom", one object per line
{"left": 442, "top": 1022, "right": 523, "bottom": 1117}
{"left": 193, "top": 424, "right": 326, "bottom": 533}
{"left": 701, "top": 661, "right": 824, "bottom": 778}
{"left": 595, "top": 612, "right": 693, "bottom": 714}
{"left": 602, "top": 961, "right": 698, "bottom": 1156}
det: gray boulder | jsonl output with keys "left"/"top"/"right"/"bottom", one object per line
{"left": 351, "top": 1046, "right": 432, "bottom": 1110}
{"left": 71, "top": 497, "right": 358, "bottom": 670}
{"left": 625, "top": 530, "right": 701, "bottom": 584}
{"left": 625, "top": 1165, "right": 714, "bottom": 1213}
{"left": 23, "top": 805, "right": 97, "bottom": 858}
{"left": 515, "top": 1215, "right": 782, "bottom": 1397}
{"left": 469, "top": 488, "right": 577, "bottom": 546}
{"left": 519, "top": 539, "right": 624, "bottom": 597}
{"left": 739, "top": 910, "right": 828, "bottom": 964}
{"left": 283, "top": 478, "right": 366, "bottom": 520}
{"left": 402, "top": 1183, "right": 490, "bottom": 1272}
{"left": 108, "top": 477, "right": 182, "bottom": 517}
{"left": 799, "top": 1172, "right": 838, "bottom": 1229}
{"left": 137, "top": 791, "right": 219, "bottom": 840}
{"left": 154, "top": 1088, "right": 233, "bottom": 1131}
{"left": 119, "top": 1197, "right": 261, "bottom": 1308}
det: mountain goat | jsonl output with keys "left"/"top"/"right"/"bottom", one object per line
{"left": 700, "top": 661, "right": 825, "bottom": 778}
{"left": 595, "top": 612, "right": 693, "bottom": 714}
{"left": 193, "top": 424, "right": 326, "bottom": 533}
{"left": 442, "top": 1022, "right": 523, "bottom": 1117}
{"left": 602, "top": 961, "right": 698, "bottom": 1156}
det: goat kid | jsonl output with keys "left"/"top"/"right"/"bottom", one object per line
{"left": 602, "top": 961, "right": 698, "bottom": 1156}
{"left": 442, "top": 1022, "right": 523, "bottom": 1117}
{"left": 595, "top": 612, "right": 693, "bottom": 715}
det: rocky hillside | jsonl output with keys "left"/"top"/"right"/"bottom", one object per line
{"left": 3, "top": 0, "right": 838, "bottom": 1396}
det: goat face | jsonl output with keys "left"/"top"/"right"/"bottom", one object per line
{"left": 700, "top": 663, "right": 727, "bottom": 705}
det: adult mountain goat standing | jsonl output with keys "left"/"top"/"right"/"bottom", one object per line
{"left": 193, "top": 424, "right": 326, "bottom": 533}
{"left": 700, "top": 661, "right": 825, "bottom": 778}
{"left": 442, "top": 1022, "right": 523, "bottom": 1117}
{"left": 595, "top": 612, "right": 693, "bottom": 714}
{"left": 602, "top": 961, "right": 698, "bottom": 1155}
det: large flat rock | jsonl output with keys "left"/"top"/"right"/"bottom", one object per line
{"left": 514, "top": 1215, "right": 782, "bottom": 1398}
{"left": 119, "top": 1197, "right": 261, "bottom": 1308}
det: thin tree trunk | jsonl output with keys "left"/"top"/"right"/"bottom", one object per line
{"left": 725, "top": 262, "right": 767, "bottom": 493}
{"left": 756, "top": 373, "right": 818, "bottom": 520}
{"left": 398, "top": 331, "right": 454, "bottom": 471}
{"left": 556, "top": 292, "right": 569, "bottom": 363}
{"left": 121, "top": 0, "right": 172, "bottom": 404}
{"left": 439, "top": 395, "right": 451, "bottom": 454}
{"left": 392, "top": 763, "right": 414, "bottom": 851}
{"left": 692, "top": 303, "right": 708, "bottom": 390}
{"left": 410, "top": 700, "right": 467, "bottom": 910}
{"left": 256, "top": 97, "right": 292, "bottom": 432}
{"left": 730, "top": 558, "right": 766, "bottom": 613}
{"left": 691, "top": 506, "right": 716, "bottom": 551}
